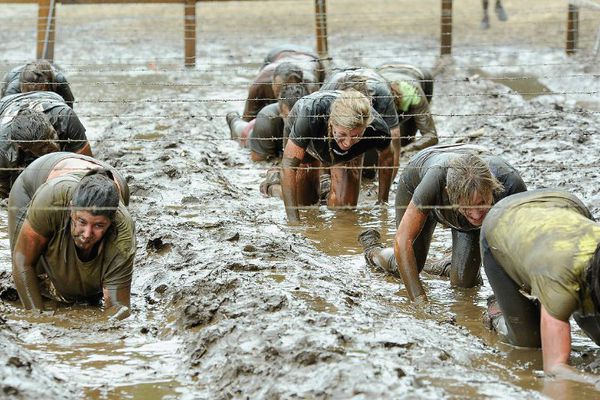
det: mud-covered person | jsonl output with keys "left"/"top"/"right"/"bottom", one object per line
{"left": 481, "top": 190, "right": 600, "bottom": 385}
{"left": 0, "top": 91, "right": 92, "bottom": 156}
{"left": 227, "top": 84, "right": 308, "bottom": 161}
{"left": 280, "top": 89, "right": 394, "bottom": 223}
{"left": 8, "top": 152, "right": 134, "bottom": 320}
{"left": 240, "top": 45, "right": 325, "bottom": 121}
{"left": 1, "top": 60, "right": 75, "bottom": 109}
{"left": 376, "top": 63, "right": 438, "bottom": 156}
{"left": 320, "top": 68, "right": 400, "bottom": 179}
{"left": 358, "top": 144, "right": 526, "bottom": 304}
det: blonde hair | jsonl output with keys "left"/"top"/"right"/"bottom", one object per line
{"left": 446, "top": 153, "right": 504, "bottom": 206}
{"left": 329, "top": 89, "right": 373, "bottom": 129}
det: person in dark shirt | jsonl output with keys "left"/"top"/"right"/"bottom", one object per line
{"left": 0, "top": 92, "right": 91, "bottom": 156}
{"left": 1, "top": 60, "right": 75, "bottom": 109}
{"left": 281, "top": 89, "right": 394, "bottom": 223}
{"left": 358, "top": 144, "right": 526, "bottom": 303}
{"left": 0, "top": 107, "right": 59, "bottom": 198}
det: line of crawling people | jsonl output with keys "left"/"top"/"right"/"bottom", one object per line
{"left": 226, "top": 45, "right": 600, "bottom": 386}
{"left": 1, "top": 46, "right": 599, "bottom": 387}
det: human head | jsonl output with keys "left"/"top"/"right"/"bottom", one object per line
{"left": 277, "top": 83, "right": 308, "bottom": 119}
{"left": 329, "top": 89, "right": 373, "bottom": 151}
{"left": 586, "top": 243, "right": 600, "bottom": 311}
{"left": 20, "top": 60, "right": 54, "bottom": 93}
{"left": 70, "top": 170, "right": 119, "bottom": 252}
{"left": 446, "top": 153, "right": 503, "bottom": 226}
{"left": 272, "top": 62, "right": 303, "bottom": 98}
{"left": 332, "top": 72, "right": 371, "bottom": 100}
{"left": 5, "top": 107, "right": 59, "bottom": 156}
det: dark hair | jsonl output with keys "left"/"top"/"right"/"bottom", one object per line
{"left": 72, "top": 169, "right": 119, "bottom": 219}
{"left": 332, "top": 73, "right": 371, "bottom": 99}
{"left": 20, "top": 60, "right": 54, "bottom": 92}
{"left": 586, "top": 242, "right": 600, "bottom": 311}
{"left": 6, "top": 107, "right": 56, "bottom": 147}
{"left": 278, "top": 83, "right": 308, "bottom": 111}
{"left": 273, "top": 62, "right": 303, "bottom": 83}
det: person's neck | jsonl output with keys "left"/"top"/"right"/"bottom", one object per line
{"left": 76, "top": 242, "right": 101, "bottom": 261}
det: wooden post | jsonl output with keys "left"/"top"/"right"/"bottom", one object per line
{"left": 566, "top": 4, "right": 579, "bottom": 55}
{"left": 37, "top": 0, "right": 56, "bottom": 61}
{"left": 440, "top": 0, "right": 452, "bottom": 56}
{"left": 184, "top": 0, "right": 196, "bottom": 67}
{"left": 315, "top": 0, "right": 328, "bottom": 58}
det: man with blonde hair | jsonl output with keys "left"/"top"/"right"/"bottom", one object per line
{"left": 279, "top": 89, "right": 394, "bottom": 223}
{"left": 358, "top": 144, "right": 526, "bottom": 303}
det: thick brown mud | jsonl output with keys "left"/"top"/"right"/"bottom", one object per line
{"left": 1, "top": 1, "right": 600, "bottom": 399}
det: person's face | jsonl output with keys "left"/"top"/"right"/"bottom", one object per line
{"left": 458, "top": 191, "right": 493, "bottom": 226}
{"left": 279, "top": 103, "right": 291, "bottom": 120}
{"left": 272, "top": 76, "right": 285, "bottom": 98}
{"left": 331, "top": 124, "right": 365, "bottom": 151}
{"left": 70, "top": 210, "right": 112, "bottom": 252}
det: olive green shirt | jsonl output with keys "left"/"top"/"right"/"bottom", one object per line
{"left": 483, "top": 190, "right": 600, "bottom": 321}
{"left": 25, "top": 174, "right": 135, "bottom": 301}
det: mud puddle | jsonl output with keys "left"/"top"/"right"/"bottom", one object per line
{"left": 469, "top": 67, "right": 552, "bottom": 100}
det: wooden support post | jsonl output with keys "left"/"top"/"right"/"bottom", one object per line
{"left": 440, "top": 0, "right": 452, "bottom": 56}
{"left": 566, "top": 4, "right": 579, "bottom": 55}
{"left": 184, "top": 0, "right": 196, "bottom": 67}
{"left": 37, "top": 0, "right": 56, "bottom": 61}
{"left": 315, "top": 0, "right": 328, "bottom": 58}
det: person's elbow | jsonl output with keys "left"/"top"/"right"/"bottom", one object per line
{"left": 250, "top": 151, "right": 267, "bottom": 162}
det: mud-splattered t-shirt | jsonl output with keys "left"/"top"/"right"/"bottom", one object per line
{"left": 0, "top": 92, "right": 87, "bottom": 153}
{"left": 402, "top": 144, "right": 526, "bottom": 231}
{"left": 321, "top": 68, "right": 399, "bottom": 130}
{"left": 1, "top": 64, "right": 75, "bottom": 109}
{"left": 24, "top": 174, "right": 135, "bottom": 301}
{"left": 482, "top": 190, "right": 600, "bottom": 321}
{"left": 285, "top": 90, "right": 391, "bottom": 165}
{"left": 248, "top": 103, "right": 285, "bottom": 158}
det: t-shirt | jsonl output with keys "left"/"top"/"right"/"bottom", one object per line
{"left": 482, "top": 190, "right": 599, "bottom": 321}
{"left": 320, "top": 68, "right": 399, "bottom": 130}
{"left": 402, "top": 144, "right": 526, "bottom": 231}
{"left": 0, "top": 92, "right": 87, "bottom": 153}
{"left": 285, "top": 90, "right": 391, "bottom": 165}
{"left": 248, "top": 103, "right": 285, "bottom": 158}
{"left": 24, "top": 174, "right": 135, "bottom": 301}
{"left": 1, "top": 64, "right": 75, "bottom": 109}
{"left": 0, "top": 126, "right": 26, "bottom": 198}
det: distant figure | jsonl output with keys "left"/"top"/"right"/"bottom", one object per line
{"left": 1, "top": 60, "right": 75, "bottom": 109}
{"left": 481, "top": 0, "right": 508, "bottom": 30}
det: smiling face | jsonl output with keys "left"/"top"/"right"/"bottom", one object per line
{"left": 70, "top": 210, "right": 112, "bottom": 253}
{"left": 331, "top": 124, "right": 366, "bottom": 151}
{"left": 458, "top": 191, "right": 494, "bottom": 226}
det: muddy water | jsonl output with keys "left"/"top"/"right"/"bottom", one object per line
{"left": 469, "top": 68, "right": 552, "bottom": 100}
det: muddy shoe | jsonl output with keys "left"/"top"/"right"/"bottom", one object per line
{"left": 259, "top": 167, "right": 281, "bottom": 197}
{"left": 319, "top": 173, "right": 331, "bottom": 203}
{"left": 480, "top": 15, "right": 490, "bottom": 29}
{"left": 226, "top": 111, "right": 241, "bottom": 138}
{"left": 495, "top": 2, "right": 508, "bottom": 21}
{"left": 357, "top": 229, "right": 384, "bottom": 268}
{"left": 482, "top": 295, "right": 503, "bottom": 331}
{"left": 423, "top": 257, "right": 451, "bottom": 277}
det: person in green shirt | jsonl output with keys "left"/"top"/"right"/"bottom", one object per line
{"left": 8, "top": 152, "right": 134, "bottom": 320}
{"left": 481, "top": 190, "right": 600, "bottom": 384}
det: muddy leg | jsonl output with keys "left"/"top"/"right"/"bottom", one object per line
{"left": 328, "top": 156, "right": 362, "bottom": 208}
{"left": 481, "top": 0, "right": 490, "bottom": 29}
{"left": 449, "top": 229, "right": 482, "bottom": 288}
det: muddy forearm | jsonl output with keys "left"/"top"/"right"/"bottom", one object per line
{"left": 76, "top": 142, "right": 93, "bottom": 157}
{"left": 12, "top": 252, "right": 43, "bottom": 310}
{"left": 403, "top": 103, "right": 438, "bottom": 153}
{"left": 281, "top": 156, "right": 301, "bottom": 222}
{"left": 394, "top": 238, "right": 426, "bottom": 302}
{"left": 377, "top": 146, "right": 394, "bottom": 203}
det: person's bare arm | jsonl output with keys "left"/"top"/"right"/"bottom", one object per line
{"left": 76, "top": 142, "right": 93, "bottom": 157}
{"left": 103, "top": 286, "right": 131, "bottom": 320}
{"left": 394, "top": 201, "right": 428, "bottom": 302}
{"left": 12, "top": 221, "right": 48, "bottom": 311}
{"left": 250, "top": 151, "right": 268, "bottom": 162}
{"left": 401, "top": 99, "right": 438, "bottom": 154}
{"left": 281, "top": 141, "right": 305, "bottom": 223}
{"left": 376, "top": 144, "right": 395, "bottom": 203}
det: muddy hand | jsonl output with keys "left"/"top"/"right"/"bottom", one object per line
{"left": 107, "top": 305, "right": 131, "bottom": 321}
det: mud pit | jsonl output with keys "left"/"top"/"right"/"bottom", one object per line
{"left": 1, "top": 0, "right": 600, "bottom": 398}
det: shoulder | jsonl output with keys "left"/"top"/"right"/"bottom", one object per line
{"left": 110, "top": 204, "right": 136, "bottom": 256}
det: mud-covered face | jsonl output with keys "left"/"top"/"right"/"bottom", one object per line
{"left": 70, "top": 210, "right": 112, "bottom": 252}
{"left": 458, "top": 191, "right": 493, "bottom": 226}
{"left": 331, "top": 124, "right": 365, "bottom": 151}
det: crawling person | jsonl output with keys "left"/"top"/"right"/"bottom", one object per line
{"left": 279, "top": 89, "right": 394, "bottom": 223}
{"left": 357, "top": 144, "right": 526, "bottom": 303}
{"left": 237, "top": 46, "right": 325, "bottom": 121}
{"left": 481, "top": 190, "right": 600, "bottom": 384}
{"left": 1, "top": 60, "right": 75, "bottom": 109}
{"left": 0, "top": 107, "right": 60, "bottom": 198}
{"left": 227, "top": 83, "right": 308, "bottom": 161}
{"left": 8, "top": 152, "right": 134, "bottom": 320}
{"left": 376, "top": 63, "right": 438, "bottom": 156}
{"left": 0, "top": 91, "right": 92, "bottom": 156}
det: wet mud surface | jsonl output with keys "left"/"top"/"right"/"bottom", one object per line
{"left": 1, "top": 0, "right": 600, "bottom": 398}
